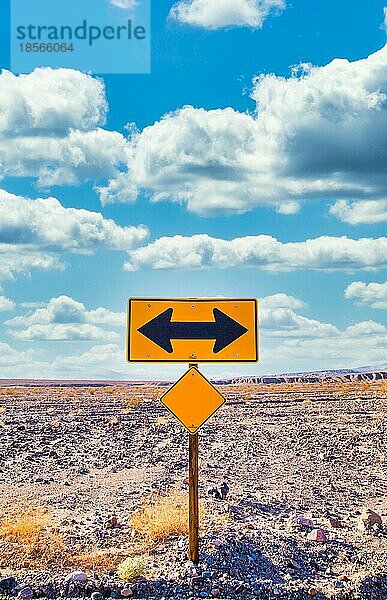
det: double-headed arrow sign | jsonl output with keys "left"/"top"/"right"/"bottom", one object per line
{"left": 138, "top": 307, "right": 248, "bottom": 354}
{"left": 127, "top": 299, "right": 258, "bottom": 363}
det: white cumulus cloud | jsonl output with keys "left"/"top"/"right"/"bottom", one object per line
{"left": 344, "top": 320, "right": 386, "bottom": 336}
{"left": 0, "top": 189, "right": 148, "bottom": 286}
{"left": 0, "top": 68, "right": 127, "bottom": 186}
{"left": 271, "top": 322, "right": 387, "bottom": 370}
{"left": 0, "top": 296, "right": 15, "bottom": 312}
{"left": 0, "top": 341, "right": 34, "bottom": 367}
{"left": 345, "top": 281, "right": 387, "bottom": 309}
{"left": 260, "top": 294, "right": 338, "bottom": 338}
{"left": 260, "top": 292, "right": 386, "bottom": 369}
{"left": 330, "top": 199, "right": 387, "bottom": 224}
{"left": 123, "top": 234, "right": 387, "bottom": 272}
{"left": 6, "top": 295, "right": 124, "bottom": 341}
{"left": 0, "top": 248, "right": 62, "bottom": 291}
{"left": 9, "top": 323, "right": 119, "bottom": 342}
{"left": 0, "top": 189, "right": 148, "bottom": 253}
{"left": 54, "top": 343, "right": 123, "bottom": 373}
{"left": 109, "top": 0, "right": 137, "bottom": 8}
{"left": 260, "top": 293, "right": 306, "bottom": 310}
{"left": 169, "top": 0, "right": 285, "bottom": 29}
{"left": 100, "top": 45, "right": 387, "bottom": 216}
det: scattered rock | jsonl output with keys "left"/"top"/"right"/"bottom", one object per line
{"left": 0, "top": 577, "right": 16, "bottom": 593}
{"left": 328, "top": 516, "right": 342, "bottom": 528}
{"left": 220, "top": 482, "right": 229, "bottom": 499}
{"left": 207, "top": 481, "right": 229, "bottom": 501}
{"left": 17, "top": 587, "right": 33, "bottom": 600}
{"left": 287, "top": 558, "right": 302, "bottom": 570}
{"left": 307, "top": 528, "right": 328, "bottom": 542}
{"left": 186, "top": 562, "right": 198, "bottom": 577}
{"left": 64, "top": 571, "right": 88, "bottom": 583}
{"left": 358, "top": 508, "right": 382, "bottom": 530}
{"left": 105, "top": 515, "right": 118, "bottom": 528}
{"left": 208, "top": 487, "right": 222, "bottom": 500}
{"left": 286, "top": 515, "right": 314, "bottom": 532}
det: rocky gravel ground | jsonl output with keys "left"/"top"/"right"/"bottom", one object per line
{"left": 0, "top": 379, "right": 386, "bottom": 599}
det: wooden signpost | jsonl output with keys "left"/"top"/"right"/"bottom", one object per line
{"left": 127, "top": 298, "right": 259, "bottom": 563}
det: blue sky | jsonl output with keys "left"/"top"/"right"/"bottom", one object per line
{"left": 0, "top": 0, "right": 386, "bottom": 380}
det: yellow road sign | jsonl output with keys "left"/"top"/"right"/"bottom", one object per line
{"left": 127, "top": 298, "right": 258, "bottom": 363}
{"left": 161, "top": 367, "right": 226, "bottom": 434}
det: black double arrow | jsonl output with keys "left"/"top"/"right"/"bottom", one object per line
{"left": 138, "top": 307, "right": 248, "bottom": 354}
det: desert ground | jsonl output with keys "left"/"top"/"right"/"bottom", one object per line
{"left": 0, "top": 377, "right": 386, "bottom": 599}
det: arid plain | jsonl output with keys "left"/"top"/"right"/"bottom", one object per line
{"left": 0, "top": 376, "right": 386, "bottom": 599}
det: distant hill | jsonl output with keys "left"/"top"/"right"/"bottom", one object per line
{"left": 215, "top": 366, "right": 387, "bottom": 385}
{"left": 0, "top": 365, "right": 386, "bottom": 387}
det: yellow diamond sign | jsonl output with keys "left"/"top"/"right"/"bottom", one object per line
{"left": 161, "top": 367, "right": 226, "bottom": 434}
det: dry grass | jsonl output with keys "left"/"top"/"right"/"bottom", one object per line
{"left": 155, "top": 415, "right": 169, "bottom": 425}
{"left": 74, "top": 548, "right": 127, "bottom": 571}
{"left": 0, "top": 505, "right": 67, "bottom": 569}
{"left": 232, "top": 379, "right": 386, "bottom": 400}
{"left": 0, "top": 387, "right": 21, "bottom": 397}
{"left": 131, "top": 490, "right": 190, "bottom": 547}
{"left": 126, "top": 396, "right": 144, "bottom": 408}
{"left": 0, "top": 505, "right": 49, "bottom": 545}
{"left": 0, "top": 503, "right": 132, "bottom": 572}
